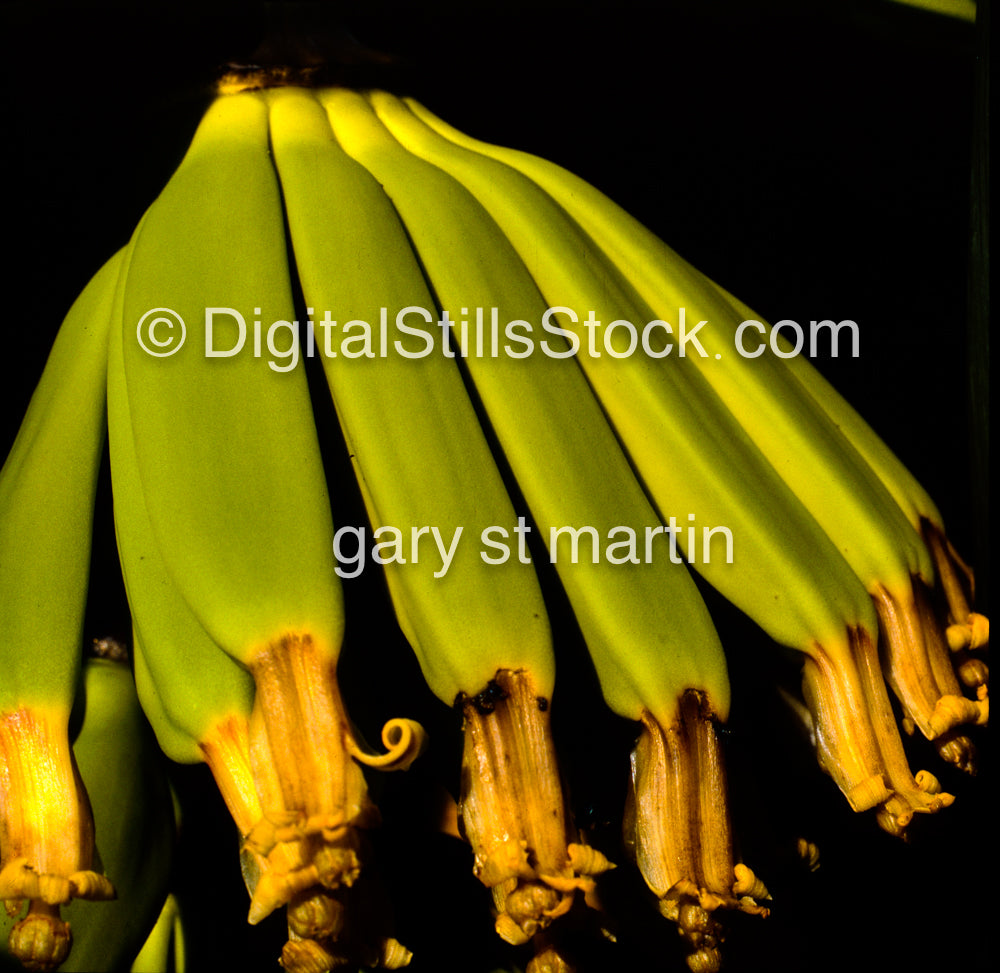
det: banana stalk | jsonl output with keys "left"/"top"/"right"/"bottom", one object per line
{"left": 1, "top": 253, "right": 121, "bottom": 971}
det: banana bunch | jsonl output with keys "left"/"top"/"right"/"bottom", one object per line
{"left": 1, "top": 68, "right": 987, "bottom": 973}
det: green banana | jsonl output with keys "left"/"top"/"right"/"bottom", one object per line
{"left": 270, "top": 84, "right": 608, "bottom": 963}
{"left": 1, "top": 252, "right": 121, "bottom": 971}
{"left": 393, "top": 92, "right": 982, "bottom": 784}
{"left": 110, "top": 87, "right": 422, "bottom": 967}
{"left": 57, "top": 647, "right": 176, "bottom": 973}
{"left": 317, "top": 86, "right": 768, "bottom": 968}
{"left": 267, "top": 85, "right": 554, "bottom": 706}
{"left": 703, "top": 280, "right": 989, "bottom": 752}
{"left": 104, "top": 231, "right": 268, "bottom": 911}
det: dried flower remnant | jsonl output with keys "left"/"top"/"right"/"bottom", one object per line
{"left": 1, "top": 707, "right": 115, "bottom": 971}
{"left": 625, "top": 692, "right": 769, "bottom": 973}
{"left": 457, "top": 669, "right": 614, "bottom": 964}
{"left": 239, "top": 632, "right": 424, "bottom": 966}
{"left": 872, "top": 575, "right": 987, "bottom": 775}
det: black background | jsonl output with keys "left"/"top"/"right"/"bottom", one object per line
{"left": 0, "top": 2, "right": 990, "bottom": 972}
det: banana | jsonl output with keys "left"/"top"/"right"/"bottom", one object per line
{"left": 308, "top": 90, "right": 606, "bottom": 964}
{"left": 1, "top": 251, "right": 121, "bottom": 971}
{"left": 266, "top": 85, "right": 553, "bottom": 706}
{"left": 366, "top": 90, "right": 955, "bottom": 836}
{"left": 705, "top": 275, "right": 987, "bottom": 644}
{"left": 393, "top": 92, "right": 984, "bottom": 774}
{"left": 110, "top": 87, "right": 423, "bottom": 967}
{"left": 703, "top": 280, "right": 989, "bottom": 753}
{"left": 316, "top": 86, "right": 767, "bottom": 969}
{"left": 104, "top": 234, "right": 266, "bottom": 901}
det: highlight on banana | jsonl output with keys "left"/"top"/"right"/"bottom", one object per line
{"left": 0, "top": 63, "right": 987, "bottom": 973}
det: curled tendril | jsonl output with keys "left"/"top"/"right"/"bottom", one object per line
{"left": 346, "top": 718, "right": 428, "bottom": 771}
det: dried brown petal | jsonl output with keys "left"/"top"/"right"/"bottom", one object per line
{"left": 240, "top": 634, "right": 396, "bottom": 926}
{"left": 280, "top": 935, "right": 350, "bottom": 973}
{"left": 373, "top": 936, "right": 413, "bottom": 969}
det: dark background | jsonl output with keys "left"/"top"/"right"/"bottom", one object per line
{"left": 0, "top": 2, "right": 989, "bottom": 972}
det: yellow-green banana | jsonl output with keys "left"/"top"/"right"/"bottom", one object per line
{"left": 1, "top": 252, "right": 121, "bottom": 971}
{"left": 104, "top": 232, "right": 266, "bottom": 910}
{"left": 110, "top": 87, "right": 422, "bottom": 969}
{"left": 267, "top": 85, "right": 553, "bottom": 706}
{"left": 704, "top": 280, "right": 989, "bottom": 752}
{"left": 59, "top": 648, "right": 176, "bottom": 973}
{"left": 390, "top": 92, "right": 978, "bottom": 796}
